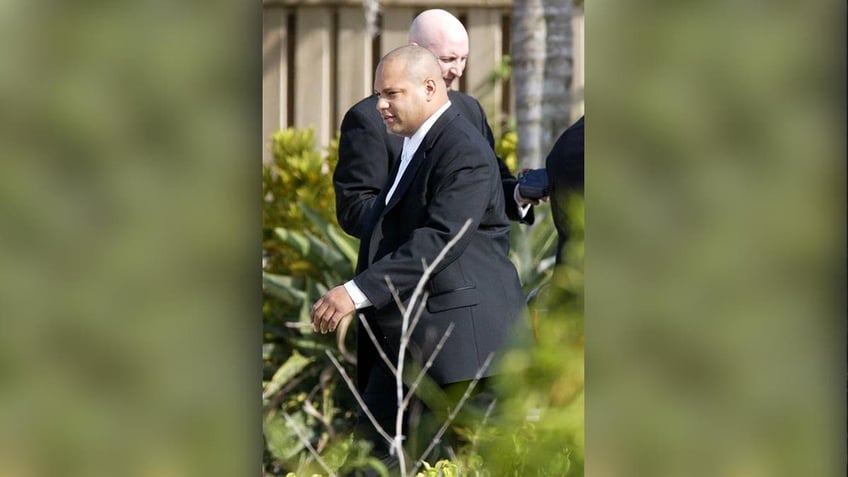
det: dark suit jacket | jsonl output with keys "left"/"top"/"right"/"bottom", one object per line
{"left": 334, "top": 90, "right": 533, "bottom": 238}
{"left": 352, "top": 105, "right": 527, "bottom": 390}
{"left": 545, "top": 116, "right": 584, "bottom": 264}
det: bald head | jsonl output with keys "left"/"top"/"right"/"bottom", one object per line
{"left": 379, "top": 44, "right": 443, "bottom": 86}
{"left": 374, "top": 45, "right": 448, "bottom": 137}
{"left": 408, "top": 9, "right": 469, "bottom": 89}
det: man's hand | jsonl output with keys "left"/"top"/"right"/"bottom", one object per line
{"left": 311, "top": 286, "right": 356, "bottom": 334}
{"left": 515, "top": 168, "right": 549, "bottom": 206}
{"left": 514, "top": 183, "right": 548, "bottom": 208}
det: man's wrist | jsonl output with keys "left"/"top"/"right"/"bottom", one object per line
{"left": 343, "top": 280, "right": 372, "bottom": 309}
{"left": 513, "top": 184, "right": 532, "bottom": 217}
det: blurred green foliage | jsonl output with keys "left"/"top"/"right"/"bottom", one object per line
{"left": 482, "top": 194, "right": 584, "bottom": 477}
{"left": 495, "top": 130, "right": 519, "bottom": 174}
{"left": 589, "top": 2, "right": 844, "bottom": 476}
{"left": 0, "top": 1, "right": 259, "bottom": 476}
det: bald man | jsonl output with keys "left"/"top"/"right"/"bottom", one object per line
{"left": 313, "top": 45, "right": 526, "bottom": 463}
{"left": 333, "top": 9, "right": 536, "bottom": 239}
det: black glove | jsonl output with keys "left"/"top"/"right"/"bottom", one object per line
{"left": 517, "top": 168, "right": 549, "bottom": 200}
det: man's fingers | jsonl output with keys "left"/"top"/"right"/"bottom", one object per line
{"left": 325, "top": 309, "right": 344, "bottom": 334}
{"left": 311, "top": 287, "right": 354, "bottom": 334}
{"left": 328, "top": 313, "right": 344, "bottom": 333}
{"left": 311, "top": 298, "right": 328, "bottom": 332}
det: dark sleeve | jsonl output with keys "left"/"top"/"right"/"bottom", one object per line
{"left": 546, "top": 117, "right": 584, "bottom": 195}
{"left": 458, "top": 94, "right": 535, "bottom": 225}
{"left": 468, "top": 97, "right": 535, "bottom": 225}
{"left": 545, "top": 116, "right": 584, "bottom": 263}
{"left": 333, "top": 105, "right": 393, "bottom": 238}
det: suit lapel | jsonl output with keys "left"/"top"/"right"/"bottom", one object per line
{"left": 381, "top": 107, "right": 460, "bottom": 216}
{"left": 382, "top": 146, "right": 426, "bottom": 214}
{"left": 362, "top": 107, "right": 461, "bottom": 267}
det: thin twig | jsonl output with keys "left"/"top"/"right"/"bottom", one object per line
{"left": 357, "top": 312, "right": 398, "bottom": 376}
{"left": 325, "top": 350, "right": 394, "bottom": 447}
{"left": 395, "top": 219, "right": 473, "bottom": 476}
{"left": 284, "top": 322, "right": 314, "bottom": 328}
{"left": 335, "top": 314, "right": 357, "bottom": 364}
{"left": 403, "top": 290, "right": 430, "bottom": 343}
{"left": 403, "top": 219, "right": 472, "bottom": 324}
{"left": 470, "top": 398, "right": 498, "bottom": 456}
{"left": 403, "top": 323, "right": 455, "bottom": 407}
{"left": 410, "top": 352, "right": 495, "bottom": 476}
{"left": 281, "top": 412, "right": 337, "bottom": 477}
{"left": 386, "top": 276, "right": 407, "bottom": 317}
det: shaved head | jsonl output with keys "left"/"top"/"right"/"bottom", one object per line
{"left": 408, "top": 9, "right": 469, "bottom": 89}
{"left": 379, "top": 44, "right": 442, "bottom": 84}
{"left": 408, "top": 9, "right": 468, "bottom": 47}
{"left": 373, "top": 45, "right": 448, "bottom": 137}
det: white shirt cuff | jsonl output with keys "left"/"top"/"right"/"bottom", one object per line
{"left": 513, "top": 184, "right": 532, "bottom": 218}
{"left": 344, "top": 280, "right": 372, "bottom": 309}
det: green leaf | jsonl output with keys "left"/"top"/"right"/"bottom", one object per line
{"left": 303, "top": 206, "right": 360, "bottom": 265}
{"left": 274, "top": 226, "right": 353, "bottom": 278}
{"left": 274, "top": 227, "right": 311, "bottom": 257}
{"left": 301, "top": 230, "right": 353, "bottom": 277}
{"left": 263, "top": 350, "right": 314, "bottom": 399}
{"left": 263, "top": 271, "right": 307, "bottom": 306}
{"left": 264, "top": 413, "right": 305, "bottom": 462}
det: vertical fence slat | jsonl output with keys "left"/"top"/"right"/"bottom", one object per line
{"left": 467, "top": 9, "right": 504, "bottom": 134}
{"left": 294, "top": 7, "right": 333, "bottom": 148}
{"left": 379, "top": 8, "right": 416, "bottom": 56}
{"left": 572, "top": 5, "right": 584, "bottom": 121}
{"left": 262, "top": 8, "right": 287, "bottom": 163}
{"left": 336, "top": 7, "right": 373, "bottom": 125}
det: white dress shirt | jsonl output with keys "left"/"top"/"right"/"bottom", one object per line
{"left": 384, "top": 100, "right": 452, "bottom": 204}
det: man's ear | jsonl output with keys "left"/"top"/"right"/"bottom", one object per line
{"left": 424, "top": 78, "right": 437, "bottom": 100}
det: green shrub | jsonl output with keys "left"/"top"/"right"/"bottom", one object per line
{"left": 495, "top": 130, "right": 519, "bottom": 174}
{"left": 263, "top": 127, "right": 342, "bottom": 278}
{"left": 262, "top": 128, "right": 365, "bottom": 476}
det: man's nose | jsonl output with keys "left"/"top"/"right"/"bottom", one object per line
{"left": 450, "top": 63, "right": 462, "bottom": 78}
{"left": 376, "top": 96, "right": 388, "bottom": 110}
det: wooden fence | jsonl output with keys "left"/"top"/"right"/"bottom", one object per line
{"left": 263, "top": 0, "right": 584, "bottom": 162}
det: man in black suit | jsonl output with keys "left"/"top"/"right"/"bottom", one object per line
{"left": 333, "top": 9, "right": 536, "bottom": 239}
{"left": 545, "top": 115, "right": 584, "bottom": 264}
{"left": 312, "top": 45, "right": 526, "bottom": 463}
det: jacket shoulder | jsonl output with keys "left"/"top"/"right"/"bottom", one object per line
{"left": 341, "top": 95, "right": 382, "bottom": 129}
{"left": 447, "top": 91, "right": 485, "bottom": 118}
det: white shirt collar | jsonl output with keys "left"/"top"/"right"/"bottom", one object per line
{"left": 385, "top": 100, "right": 452, "bottom": 204}
{"left": 402, "top": 100, "right": 452, "bottom": 161}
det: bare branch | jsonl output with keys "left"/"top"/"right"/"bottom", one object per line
{"left": 335, "top": 314, "right": 357, "bottom": 364}
{"left": 357, "top": 312, "right": 398, "bottom": 376}
{"left": 404, "top": 290, "right": 430, "bottom": 343}
{"left": 404, "top": 219, "right": 472, "bottom": 322}
{"left": 403, "top": 323, "right": 455, "bottom": 407}
{"left": 394, "top": 219, "right": 472, "bottom": 476}
{"left": 410, "top": 352, "right": 495, "bottom": 475}
{"left": 325, "top": 350, "right": 395, "bottom": 447}
{"left": 282, "top": 411, "right": 337, "bottom": 477}
{"left": 470, "top": 398, "right": 498, "bottom": 456}
{"left": 384, "top": 275, "right": 407, "bottom": 317}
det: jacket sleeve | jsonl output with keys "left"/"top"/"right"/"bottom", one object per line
{"left": 333, "top": 105, "right": 393, "bottom": 238}
{"left": 471, "top": 98, "right": 535, "bottom": 225}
